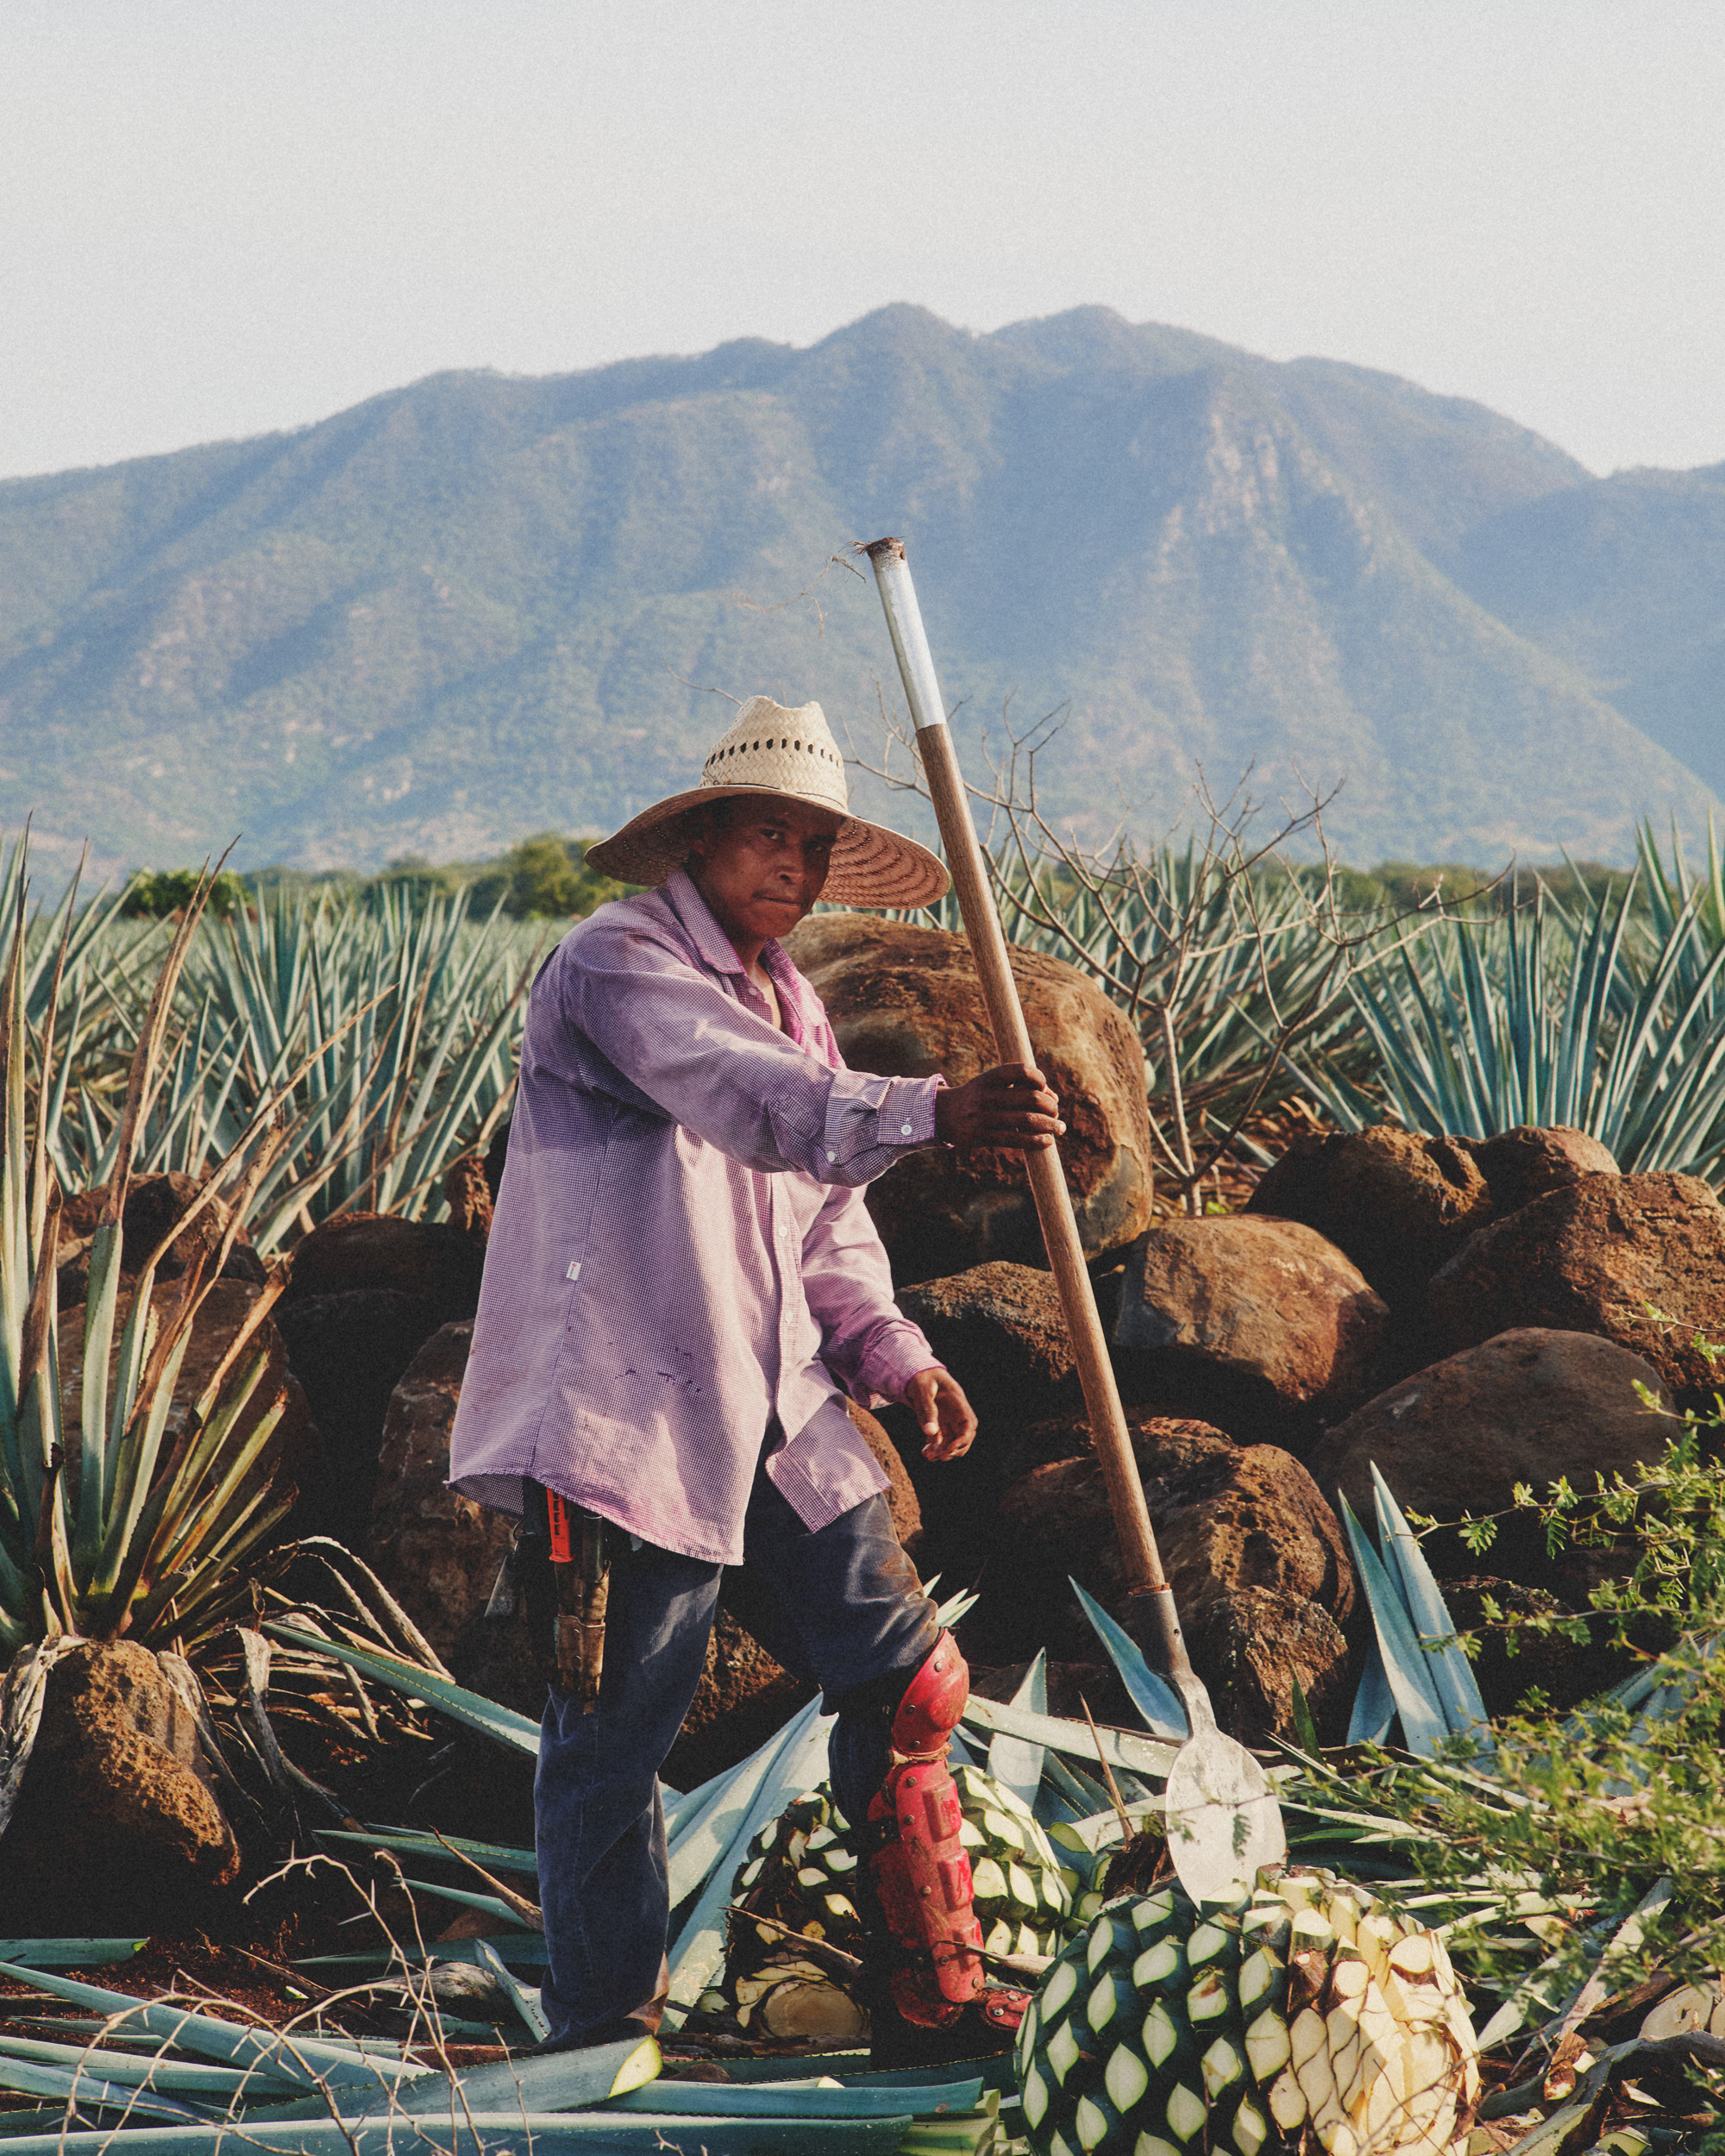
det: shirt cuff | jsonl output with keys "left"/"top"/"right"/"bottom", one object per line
{"left": 856, "top": 1322, "right": 944, "bottom": 1406}
{"left": 877, "top": 1075, "right": 942, "bottom": 1150}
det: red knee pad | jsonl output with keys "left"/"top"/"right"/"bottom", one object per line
{"left": 866, "top": 1636, "right": 985, "bottom": 2022}
{"left": 890, "top": 1633, "right": 969, "bottom": 1757}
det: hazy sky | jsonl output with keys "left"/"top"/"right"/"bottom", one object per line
{"left": 4, "top": 1, "right": 1722, "bottom": 481}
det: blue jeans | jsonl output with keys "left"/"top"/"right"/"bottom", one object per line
{"left": 534, "top": 1451, "right": 940, "bottom": 2047}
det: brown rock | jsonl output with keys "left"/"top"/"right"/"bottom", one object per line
{"left": 846, "top": 1399, "right": 922, "bottom": 1552}
{"left": 277, "top": 1288, "right": 461, "bottom": 1546}
{"left": 286, "top": 1212, "right": 487, "bottom": 1317}
{"left": 1471, "top": 1126, "right": 1620, "bottom": 1215}
{"left": 366, "top": 1321, "right": 511, "bottom": 1663}
{"left": 785, "top": 912, "right": 1152, "bottom": 1283}
{"left": 862, "top": 1267, "right": 1088, "bottom": 1589}
{"left": 895, "top": 1263, "right": 1082, "bottom": 1432}
{"left": 1113, "top": 1215, "right": 1389, "bottom": 1439}
{"left": 0, "top": 1641, "right": 240, "bottom": 1929}
{"left": 1426, "top": 1173, "right": 1725, "bottom": 1406}
{"left": 1308, "top": 1327, "right": 1673, "bottom": 1586}
{"left": 57, "top": 1170, "right": 267, "bottom": 1305}
{"left": 1246, "top": 1125, "right": 1494, "bottom": 1309}
{"left": 990, "top": 1415, "right": 1353, "bottom": 1740}
{"left": 57, "top": 1278, "right": 317, "bottom": 1511}
{"left": 1437, "top": 1576, "right": 1634, "bottom": 1719}
{"left": 1184, "top": 1588, "right": 1352, "bottom": 1746}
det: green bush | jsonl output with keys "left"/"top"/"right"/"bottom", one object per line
{"left": 121, "top": 866, "right": 248, "bottom": 918}
{"left": 467, "top": 832, "right": 632, "bottom": 920}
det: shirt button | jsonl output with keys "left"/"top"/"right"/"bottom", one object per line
{"left": 900, "top": 1123, "right": 913, "bottom": 1136}
{"left": 826, "top": 1148, "right": 837, "bottom": 1162}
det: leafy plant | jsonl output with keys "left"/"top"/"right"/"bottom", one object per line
{"left": 466, "top": 832, "right": 632, "bottom": 921}
{"left": 120, "top": 869, "right": 249, "bottom": 921}
{"left": 1301, "top": 1408, "right": 1725, "bottom": 2041}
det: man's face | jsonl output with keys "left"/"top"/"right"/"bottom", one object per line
{"left": 688, "top": 798, "right": 841, "bottom": 948}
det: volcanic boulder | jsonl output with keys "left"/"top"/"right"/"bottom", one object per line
{"left": 56, "top": 1169, "right": 267, "bottom": 1307}
{"left": 286, "top": 1212, "right": 488, "bottom": 1307}
{"left": 1307, "top": 1327, "right": 1673, "bottom": 1586}
{"left": 1113, "top": 1215, "right": 1389, "bottom": 1440}
{"left": 992, "top": 1416, "right": 1354, "bottom": 1742}
{"left": 0, "top": 1641, "right": 241, "bottom": 1930}
{"left": 1426, "top": 1173, "right": 1725, "bottom": 1407}
{"left": 1245, "top": 1125, "right": 1494, "bottom": 1310}
{"left": 784, "top": 912, "right": 1152, "bottom": 1284}
{"left": 366, "top": 1320, "right": 507, "bottom": 1664}
{"left": 278, "top": 1213, "right": 489, "bottom": 1546}
{"left": 1471, "top": 1125, "right": 1620, "bottom": 1214}
{"left": 847, "top": 1399, "right": 923, "bottom": 1554}
{"left": 57, "top": 1277, "right": 317, "bottom": 1511}
{"left": 895, "top": 1263, "right": 1082, "bottom": 1431}
{"left": 1436, "top": 1576, "right": 1634, "bottom": 1719}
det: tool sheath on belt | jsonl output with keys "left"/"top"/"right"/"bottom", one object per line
{"left": 524, "top": 1478, "right": 610, "bottom": 1712}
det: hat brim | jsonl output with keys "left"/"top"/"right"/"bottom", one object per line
{"left": 585, "top": 785, "right": 950, "bottom": 910}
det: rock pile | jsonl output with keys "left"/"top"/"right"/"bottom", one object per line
{"left": 319, "top": 919, "right": 1716, "bottom": 1758}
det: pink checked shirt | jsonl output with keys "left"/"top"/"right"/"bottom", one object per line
{"left": 448, "top": 868, "right": 945, "bottom": 1565}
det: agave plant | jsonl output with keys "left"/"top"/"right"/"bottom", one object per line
{"left": 0, "top": 849, "right": 298, "bottom": 1671}
{"left": 51, "top": 880, "right": 536, "bottom": 1252}
{"left": 1294, "top": 835, "right": 1725, "bottom": 1181}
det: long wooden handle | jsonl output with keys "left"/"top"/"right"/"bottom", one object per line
{"left": 862, "top": 537, "right": 1195, "bottom": 1688}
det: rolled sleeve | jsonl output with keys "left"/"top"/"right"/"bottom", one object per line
{"left": 853, "top": 1327, "right": 944, "bottom": 1407}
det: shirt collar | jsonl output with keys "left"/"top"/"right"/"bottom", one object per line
{"left": 664, "top": 867, "right": 747, "bottom": 977}
{"left": 663, "top": 867, "right": 823, "bottom": 1041}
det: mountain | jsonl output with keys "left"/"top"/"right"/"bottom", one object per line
{"left": 1448, "top": 462, "right": 1725, "bottom": 797}
{"left": 0, "top": 304, "right": 1715, "bottom": 876}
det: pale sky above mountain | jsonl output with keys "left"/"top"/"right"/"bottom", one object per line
{"left": 3, "top": 0, "right": 1722, "bottom": 482}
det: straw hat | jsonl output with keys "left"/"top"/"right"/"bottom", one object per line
{"left": 585, "top": 697, "right": 949, "bottom": 908}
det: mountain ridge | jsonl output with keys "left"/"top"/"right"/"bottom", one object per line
{"left": 0, "top": 303, "right": 1714, "bottom": 876}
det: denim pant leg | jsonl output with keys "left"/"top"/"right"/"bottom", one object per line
{"left": 741, "top": 1465, "right": 942, "bottom": 1833}
{"left": 535, "top": 1539, "right": 721, "bottom": 2046}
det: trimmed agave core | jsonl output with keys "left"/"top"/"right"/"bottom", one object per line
{"left": 1016, "top": 1868, "right": 1480, "bottom": 2156}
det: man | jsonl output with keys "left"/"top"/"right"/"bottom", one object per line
{"left": 448, "top": 695, "right": 1063, "bottom": 2059}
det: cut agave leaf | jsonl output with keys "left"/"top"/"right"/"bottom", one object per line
{"left": 262, "top": 1622, "right": 539, "bottom": 1757}
{"left": 300, "top": 1934, "right": 551, "bottom": 1971}
{"left": 1339, "top": 1497, "right": 1448, "bottom": 1758}
{"left": 961, "top": 1695, "right": 1177, "bottom": 1781}
{"left": 314, "top": 1828, "right": 538, "bottom": 1877}
{"left": 1370, "top": 1464, "right": 1495, "bottom": 1758}
{"left": 0, "top": 1961, "right": 434, "bottom": 2098}
{"left": 667, "top": 1727, "right": 797, "bottom": 1909}
{"left": 0, "top": 1941, "right": 144, "bottom": 1968}
{"left": 397, "top": 1877, "right": 537, "bottom": 1931}
{"left": 665, "top": 1699, "right": 837, "bottom": 2019}
{"left": 473, "top": 1937, "right": 549, "bottom": 2040}
{"left": 988, "top": 1649, "right": 1048, "bottom": 1808}
{"left": 1070, "top": 1579, "right": 1187, "bottom": 1739}
{"left": 0, "top": 2112, "right": 913, "bottom": 2156}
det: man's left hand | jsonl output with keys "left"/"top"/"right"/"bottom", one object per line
{"left": 901, "top": 1367, "right": 977, "bottom": 1461}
